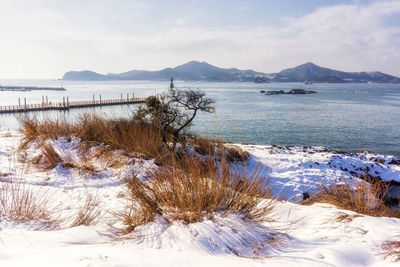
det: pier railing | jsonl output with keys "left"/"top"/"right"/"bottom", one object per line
{"left": 0, "top": 97, "right": 146, "bottom": 114}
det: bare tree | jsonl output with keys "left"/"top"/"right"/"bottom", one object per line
{"left": 135, "top": 87, "right": 215, "bottom": 145}
{"left": 168, "top": 87, "right": 214, "bottom": 139}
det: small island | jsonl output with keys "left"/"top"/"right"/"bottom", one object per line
{"left": 265, "top": 89, "right": 317, "bottom": 95}
{"left": 0, "top": 85, "right": 66, "bottom": 91}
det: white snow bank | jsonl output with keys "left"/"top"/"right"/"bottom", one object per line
{"left": 241, "top": 144, "right": 400, "bottom": 200}
{"left": 1, "top": 131, "right": 400, "bottom": 266}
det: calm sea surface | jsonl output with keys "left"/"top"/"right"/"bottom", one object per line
{"left": 0, "top": 80, "right": 399, "bottom": 155}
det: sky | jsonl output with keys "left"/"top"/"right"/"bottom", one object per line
{"left": 0, "top": 0, "right": 400, "bottom": 79}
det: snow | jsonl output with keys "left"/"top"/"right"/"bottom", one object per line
{"left": 0, "top": 130, "right": 400, "bottom": 266}
{"left": 242, "top": 144, "right": 400, "bottom": 201}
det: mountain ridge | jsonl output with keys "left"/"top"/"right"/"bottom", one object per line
{"left": 62, "top": 61, "right": 400, "bottom": 83}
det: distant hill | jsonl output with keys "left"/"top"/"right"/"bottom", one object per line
{"left": 63, "top": 61, "right": 264, "bottom": 82}
{"left": 274, "top": 62, "right": 400, "bottom": 83}
{"left": 62, "top": 61, "right": 400, "bottom": 83}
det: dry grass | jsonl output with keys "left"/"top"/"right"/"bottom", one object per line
{"left": 1, "top": 131, "right": 13, "bottom": 138}
{"left": 0, "top": 178, "right": 55, "bottom": 226}
{"left": 19, "top": 114, "right": 251, "bottom": 170}
{"left": 70, "top": 193, "right": 101, "bottom": 227}
{"left": 19, "top": 114, "right": 165, "bottom": 160}
{"left": 382, "top": 240, "right": 400, "bottom": 262}
{"left": 334, "top": 212, "right": 362, "bottom": 223}
{"left": 19, "top": 116, "right": 72, "bottom": 150}
{"left": 304, "top": 179, "right": 399, "bottom": 218}
{"left": 19, "top": 115, "right": 154, "bottom": 172}
{"left": 37, "top": 142, "right": 62, "bottom": 170}
{"left": 191, "top": 137, "right": 222, "bottom": 156}
{"left": 225, "top": 146, "right": 250, "bottom": 163}
{"left": 122, "top": 154, "right": 275, "bottom": 232}
{"left": 0, "top": 172, "right": 10, "bottom": 177}
{"left": 36, "top": 142, "right": 133, "bottom": 175}
{"left": 190, "top": 138, "right": 250, "bottom": 164}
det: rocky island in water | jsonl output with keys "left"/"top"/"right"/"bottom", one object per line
{"left": 263, "top": 88, "right": 317, "bottom": 95}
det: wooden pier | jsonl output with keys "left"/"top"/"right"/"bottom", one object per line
{"left": 0, "top": 97, "right": 145, "bottom": 114}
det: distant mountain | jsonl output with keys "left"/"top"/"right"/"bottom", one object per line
{"left": 62, "top": 70, "right": 110, "bottom": 81}
{"left": 273, "top": 62, "right": 400, "bottom": 83}
{"left": 62, "top": 61, "right": 400, "bottom": 83}
{"left": 63, "top": 61, "right": 264, "bottom": 82}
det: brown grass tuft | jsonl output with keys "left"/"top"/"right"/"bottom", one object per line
{"left": 304, "top": 179, "right": 399, "bottom": 217}
{"left": 191, "top": 137, "right": 221, "bottom": 155}
{"left": 122, "top": 155, "right": 275, "bottom": 232}
{"left": 70, "top": 193, "right": 101, "bottom": 227}
{"left": 39, "top": 142, "right": 62, "bottom": 170}
{"left": 0, "top": 178, "right": 54, "bottom": 225}
{"left": 59, "top": 144, "right": 133, "bottom": 175}
{"left": 382, "top": 240, "right": 400, "bottom": 262}
{"left": 18, "top": 116, "right": 72, "bottom": 150}
{"left": 225, "top": 146, "right": 250, "bottom": 163}
{"left": 334, "top": 212, "right": 362, "bottom": 223}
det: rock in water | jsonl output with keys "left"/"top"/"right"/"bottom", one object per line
{"left": 265, "top": 89, "right": 317, "bottom": 95}
{"left": 286, "top": 89, "right": 317, "bottom": 94}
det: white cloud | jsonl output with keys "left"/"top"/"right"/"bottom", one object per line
{"left": 0, "top": 0, "right": 399, "bottom": 78}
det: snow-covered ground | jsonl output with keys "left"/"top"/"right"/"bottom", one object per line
{"left": 1, "top": 131, "right": 400, "bottom": 266}
{"left": 243, "top": 144, "right": 400, "bottom": 201}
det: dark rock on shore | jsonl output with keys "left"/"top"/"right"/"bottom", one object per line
{"left": 265, "top": 89, "right": 317, "bottom": 95}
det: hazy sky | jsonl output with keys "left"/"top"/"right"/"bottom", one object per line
{"left": 0, "top": 0, "right": 400, "bottom": 78}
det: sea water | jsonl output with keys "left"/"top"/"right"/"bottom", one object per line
{"left": 0, "top": 80, "right": 399, "bottom": 155}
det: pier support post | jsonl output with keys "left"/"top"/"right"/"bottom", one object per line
{"left": 67, "top": 97, "right": 69, "bottom": 108}
{"left": 46, "top": 95, "right": 48, "bottom": 106}
{"left": 93, "top": 94, "right": 95, "bottom": 104}
{"left": 121, "top": 93, "right": 122, "bottom": 100}
{"left": 24, "top": 98, "right": 26, "bottom": 111}
{"left": 99, "top": 94, "right": 102, "bottom": 105}
{"left": 63, "top": 97, "right": 65, "bottom": 108}
{"left": 18, "top": 98, "right": 21, "bottom": 108}
{"left": 127, "top": 93, "right": 129, "bottom": 101}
